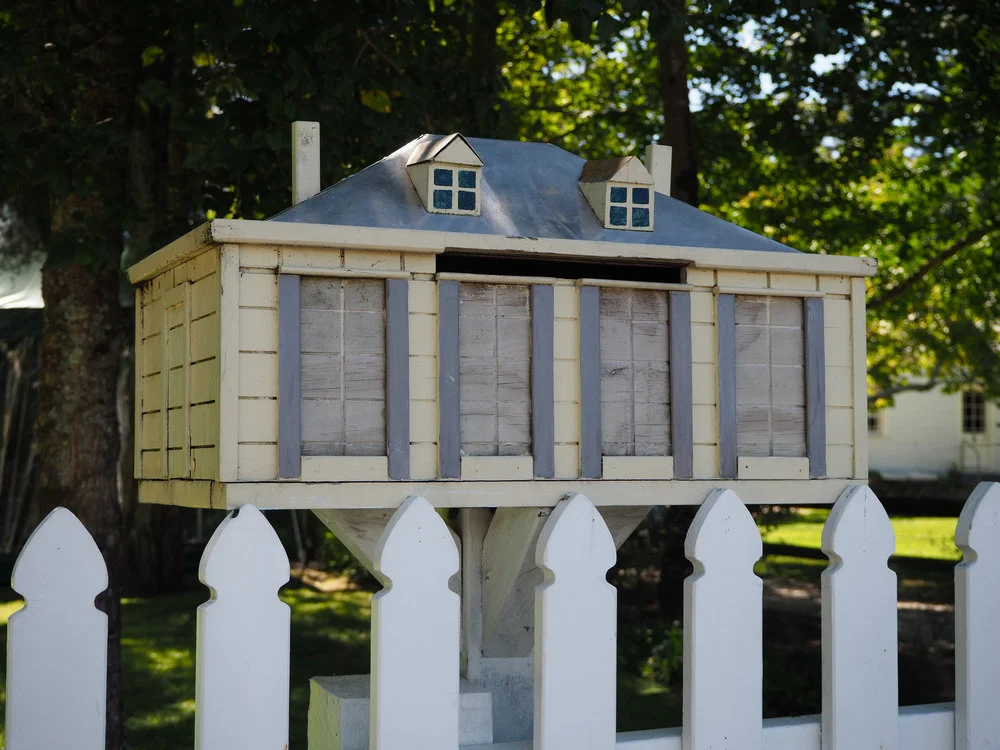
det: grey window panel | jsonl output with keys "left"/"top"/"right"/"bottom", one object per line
{"left": 804, "top": 297, "right": 827, "bottom": 476}
{"left": 278, "top": 274, "right": 302, "bottom": 478}
{"left": 579, "top": 286, "right": 602, "bottom": 478}
{"left": 717, "top": 294, "right": 738, "bottom": 478}
{"left": 733, "top": 295, "right": 807, "bottom": 458}
{"left": 298, "top": 277, "right": 387, "bottom": 458}
{"left": 438, "top": 281, "right": 461, "bottom": 478}
{"left": 599, "top": 288, "right": 671, "bottom": 458}
{"left": 458, "top": 282, "right": 532, "bottom": 457}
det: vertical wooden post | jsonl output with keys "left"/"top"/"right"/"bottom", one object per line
{"left": 683, "top": 489, "right": 762, "bottom": 750}
{"left": 196, "top": 505, "right": 290, "bottom": 750}
{"left": 371, "top": 496, "right": 460, "bottom": 750}
{"left": 821, "top": 485, "right": 898, "bottom": 750}
{"left": 5, "top": 508, "right": 108, "bottom": 750}
{"left": 534, "top": 493, "right": 616, "bottom": 750}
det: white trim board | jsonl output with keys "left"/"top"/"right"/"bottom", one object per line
{"left": 212, "top": 477, "right": 866, "bottom": 510}
{"left": 128, "top": 219, "right": 878, "bottom": 284}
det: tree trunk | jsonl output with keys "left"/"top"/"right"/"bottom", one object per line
{"left": 655, "top": 1, "right": 699, "bottom": 207}
{"left": 35, "top": 259, "right": 126, "bottom": 750}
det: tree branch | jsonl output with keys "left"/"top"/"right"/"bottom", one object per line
{"left": 868, "top": 223, "right": 999, "bottom": 311}
{"left": 868, "top": 362, "right": 944, "bottom": 404}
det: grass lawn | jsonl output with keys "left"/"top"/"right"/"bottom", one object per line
{"left": 0, "top": 580, "right": 689, "bottom": 748}
{"left": 759, "top": 508, "right": 961, "bottom": 561}
{"left": 0, "top": 583, "right": 372, "bottom": 750}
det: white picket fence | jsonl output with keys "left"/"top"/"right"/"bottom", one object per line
{"left": 4, "top": 484, "right": 1000, "bottom": 750}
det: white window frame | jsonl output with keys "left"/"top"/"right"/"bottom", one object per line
{"left": 427, "top": 164, "right": 481, "bottom": 216}
{"left": 605, "top": 182, "right": 653, "bottom": 231}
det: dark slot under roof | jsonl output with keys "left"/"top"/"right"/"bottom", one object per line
{"left": 436, "top": 252, "right": 684, "bottom": 284}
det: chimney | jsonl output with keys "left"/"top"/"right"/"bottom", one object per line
{"left": 292, "top": 121, "right": 321, "bottom": 204}
{"left": 644, "top": 144, "right": 672, "bottom": 197}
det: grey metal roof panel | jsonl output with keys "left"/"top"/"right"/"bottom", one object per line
{"left": 270, "top": 135, "right": 801, "bottom": 254}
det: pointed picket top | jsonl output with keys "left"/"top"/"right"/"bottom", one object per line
{"left": 199, "top": 505, "right": 288, "bottom": 597}
{"left": 956, "top": 481, "right": 1000, "bottom": 559}
{"left": 955, "top": 482, "right": 1000, "bottom": 750}
{"left": 536, "top": 492, "right": 616, "bottom": 576}
{"left": 821, "top": 484, "right": 896, "bottom": 566}
{"left": 820, "top": 485, "right": 898, "bottom": 750}
{"left": 683, "top": 489, "right": 763, "bottom": 750}
{"left": 534, "top": 493, "right": 617, "bottom": 750}
{"left": 685, "top": 488, "right": 762, "bottom": 575}
{"left": 6, "top": 507, "right": 108, "bottom": 750}
{"left": 371, "top": 496, "right": 461, "bottom": 750}
{"left": 373, "top": 495, "right": 460, "bottom": 586}
{"left": 11, "top": 506, "right": 107, "bottom": 605}
{"left": 195, "top": 505, "right": 290, "bottom": 750}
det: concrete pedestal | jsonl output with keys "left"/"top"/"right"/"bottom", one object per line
{"left": 308, "top": 674, "right": 494, "bottom": 749}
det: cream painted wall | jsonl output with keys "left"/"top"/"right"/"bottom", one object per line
{"left": 868, "top": 386, "right": 999, "bottom": 476}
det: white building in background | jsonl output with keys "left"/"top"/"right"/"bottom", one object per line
{"left": 868, "top": 385, "right": 999, "bottom": 478}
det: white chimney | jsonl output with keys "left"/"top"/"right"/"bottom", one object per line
{"left": 292, "top": 121, "right": 321, "bottom": 204}
{"left": 644, "top": 144, "right": 672, "bottom": 197}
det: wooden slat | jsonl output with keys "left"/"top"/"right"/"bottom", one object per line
{"left": 670, "top": 291, "right": 693, "bottom": 478}
{"left": 532, "top": 285, "right": 555, "bottom": 478}
{"left": 278, "top": 274, "right": 301, "bottom": 478}
{"left": 717, "top": 294, "right": 737, "bottom": 478}
{"left": 804, "top": 297, "right": 827, "bottom": 477}
{"left": 386, "top": 279, "right": 410, "bottom": 480}
{"left": 579, "top": 286, "right": 602, "bottom": 478}
{"left": 438, "top": 281, "right": 461, "bottom": 478}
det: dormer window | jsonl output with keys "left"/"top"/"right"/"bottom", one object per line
{"left": 579, "top": 156, "right": 655, "bottom": 232}
{"left": 608, "top": 184, "right": 651, "bottom": 229}
{"left": 432, "top": 167, "right": 478, "bottom": 213}
{"left": 406, "top": 133, "right": 483, "bottom": 216}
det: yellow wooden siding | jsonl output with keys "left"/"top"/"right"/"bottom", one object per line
{"left": 135, "top": 247, "right": 220, "bottom": 483}
{"left": 235, "top": 266, "right": 280, "bottom": 481}
{"left": 408, "top": 279, "right": 438, "bottom": 479}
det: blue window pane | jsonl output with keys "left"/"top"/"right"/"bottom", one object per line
{"left": 458, "top": 169, "right": 477, "bottom": 188}
{"left": 632, "top": 187, "right": 650, "bottom": 205}
{"left": 433, "top": 190, "right": 453, "bottom": 209}
{"left": 457, "top": 190, "right": 476, "bottom": 211}
{"left": 609, "top": 186, "right": 627, "bottom": 203}
{"left": 632, "top": 208, "right": 650, "bottom": 227}
{"left": 434, "top": 168, "right": 453, "bottom": 186}
{"left": 609, "top": 206, "right": 628, "bottom": 226}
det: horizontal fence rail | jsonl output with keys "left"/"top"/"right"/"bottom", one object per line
{"left": 6, "top": 484, "right": 1000, "bottom": 750}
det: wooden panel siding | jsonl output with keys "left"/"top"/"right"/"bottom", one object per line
{"left": 136, "top": 248, "right": 220, "bottom": 480}
{"left": 458, "top": 282, "right": 532, "bottom": 457}
{"left": 299, "top": 277, "right": 387, "bottom": 457}
{"left": 733, "top": 295, "right": 807, "bottom": 458}
{"left": 599, "top": 288, "right": 671, "bottom": 457}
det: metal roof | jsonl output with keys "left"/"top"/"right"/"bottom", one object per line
{"left": 270, "top": 135, "right": 801, "bottom": 254}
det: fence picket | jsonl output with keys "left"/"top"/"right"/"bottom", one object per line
{"left": 955, "top": 481, "right": 1000, "bottom": 750}
{"left": 371, "top": 495, "right": 460, "bottom": 750}
{"left": 5, "top": 507, "right": 108, "bottom": 750}
{"left": 534, "top": 493, "right": 617, "bottom": 750}
{"left": 682, "top": 489, "right": 763, "bottom": 750}
{"left": 821, "top": 485, "right": 897, "bottom": 750}
{"left": 196, "top": 505, "right": 290, "bottom": 750}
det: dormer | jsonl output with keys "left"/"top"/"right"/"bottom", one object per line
{"left": 579, "top": 156, "right": 654, "bottom": 231}
{"left": 406, "top": 133, "right": 483, "bottom": 216}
